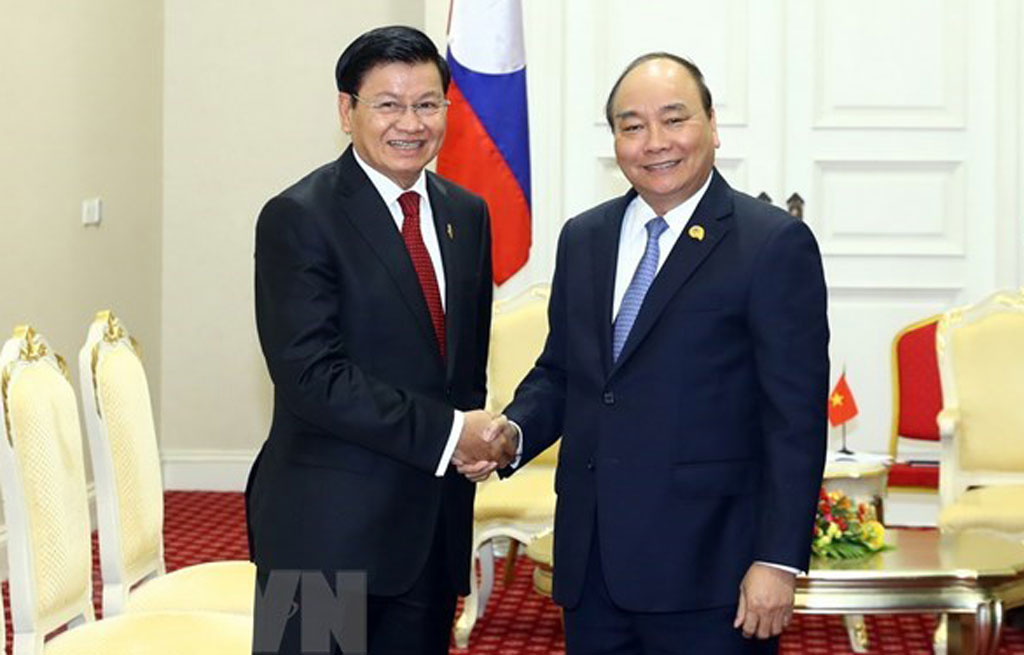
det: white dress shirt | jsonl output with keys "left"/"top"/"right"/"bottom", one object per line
{"left": 612, "top": 172, "right": 713, "bottom": 320}
{"left": 352, "top": 150, "right": 463, "bottom": 477}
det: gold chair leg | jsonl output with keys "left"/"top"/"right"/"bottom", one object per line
{"left": 503, "top": 540, "right": 520, "bottom": 586}
{"left": 843, "top": 614, "right": 869, "bottom": 653}
{"left": 934, "top": 613, "right": 948, "bottom": 655}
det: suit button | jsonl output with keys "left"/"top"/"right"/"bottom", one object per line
{"left": 586, "top": 460, "right": 595, "bottom": 471}
{"left": 445, "top": 385, "right": 452, "bottom": 397}
{"left": 603, "top": 391, "right": 615, "bottom": 405}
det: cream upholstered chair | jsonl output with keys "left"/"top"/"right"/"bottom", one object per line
{"left": 0, "top": 325, "right": 251, "bottom": 655}
{"left": 78, "top": 310, "right": 255, "bottom": 617}
{"left": 936, "top": 288, "right": 1024, "bottom": 537}
{"left": 454, "top": 284, "right": 559, "bottom": 648}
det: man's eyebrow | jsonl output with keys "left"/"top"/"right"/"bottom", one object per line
{"left": 659, "top": 102, "right": 688, "bottom": 113}
{"left": 614, "top": 102, "right": 690, "bottom": 121}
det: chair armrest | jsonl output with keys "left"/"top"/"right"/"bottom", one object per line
{"left": 937, "top": 407, "right": 960, "bottom": 509}
{"left": 937, "top": 407, "right": 960, "bottom": 441}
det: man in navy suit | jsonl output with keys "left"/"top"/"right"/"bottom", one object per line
{"left": 471, "top": 53, "right": 829, "bottom": 654}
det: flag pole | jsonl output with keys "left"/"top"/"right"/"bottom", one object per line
{"left": 837, "top": 363, "right": 853, "bottom": 456}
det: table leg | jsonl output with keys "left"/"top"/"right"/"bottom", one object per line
{"left": 947, "top": 613, "right": 968, "bottom": 655}
{"left": 947, "top": 602, "right": 1006, "bottom": 655}
{"left": 842, "top": 614, "right": 869, "bottom": 653}
{"left": 975, "top": 601, "right": 1004, "bottom": 655}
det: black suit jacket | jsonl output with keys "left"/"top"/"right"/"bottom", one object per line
{"left": 246, "top": 146, "right": 492, "bottom": 596}
{"left": 504, "top": 170, "right": 829, "bottom": 611}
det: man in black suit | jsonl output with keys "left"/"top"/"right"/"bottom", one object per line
{"left": 474, "top": 54, "right": 829, "bottom": 654}
{"left": 246, "top": 26, "right": 515, "bottom": 655}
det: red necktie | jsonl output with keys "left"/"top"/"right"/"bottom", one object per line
{"left": 398, "top": 191, "right": 446, "bottom": 360}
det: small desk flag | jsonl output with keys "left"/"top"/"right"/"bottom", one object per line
{"left": 828, "top": 373, "right": 859, "bottom": 427}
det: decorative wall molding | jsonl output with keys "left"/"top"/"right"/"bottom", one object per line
{"left": 812, "top": 0, "right": 967, "bottom": 129}
{"left": 812, "top": 160, "right": 965, "bottom": 257}
{"left": 161, "top": 449, "right": 258, "bottom": 492}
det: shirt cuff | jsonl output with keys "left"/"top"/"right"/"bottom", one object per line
{"left": 435, "top": 410, "right": 464, "bottom": 477}
{"left": 507, "top": 419, "right": 524, "bottom": 469}
{"left": 754, "top": 560, "right": 802, "bottom": 576}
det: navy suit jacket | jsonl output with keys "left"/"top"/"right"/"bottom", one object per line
{"left": 246, "top": 146, "right": 492, "bottom": 597}
{"left": 503, "top": 170, "right": 829, "bottom": 612}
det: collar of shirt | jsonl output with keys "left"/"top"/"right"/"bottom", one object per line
{"left": 612, "top": 170, "right": 715, "bottom": 320}
{"left": 621, "top": 169, "right": 714, "bottom": 243}
{"left": 351, "top": 148, "right": 430, "bottom": 212}
{"left": 350, "top": 148, "right": 447, "bottom": 310}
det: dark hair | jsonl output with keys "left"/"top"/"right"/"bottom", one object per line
{"left": 604, "top": 52, "right": 713, "bottom": 128}
{"left": 335, "top": 25, "right": 451, "bottom": 101}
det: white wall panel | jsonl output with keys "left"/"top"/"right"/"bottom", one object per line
{"left": 813, "top": 160, "right": 965, "bottom": 256}
{"left": 814, "top": 0, "right": 966, "bottom": 128}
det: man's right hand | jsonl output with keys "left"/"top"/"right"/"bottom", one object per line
{"left": 452, "top": 411, "right": 518, "bottom": 481}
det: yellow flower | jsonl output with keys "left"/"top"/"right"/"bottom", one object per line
{"left": 862, "top": 521, "right": 885, "bottom": 550}
{"left": 826, "top": 522, "right": 841, "bottom": 539}
{"left": 828, "top": 490, "right": 843, "bottom": 502}
{"left": 815, "top": 534, "right": 832, "bottom": 547}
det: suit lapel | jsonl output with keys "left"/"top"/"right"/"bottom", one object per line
{"left": 426, "top": 172, "right": 462, "bottom": 381}
{"left": 591, "top": 191, "right": 635, "bottom": 378}
{"left": 335, "top": 148, "right": 441, "bottom": 360}
{"left": 609, "top": 171, "right": 734, "bottom": 377}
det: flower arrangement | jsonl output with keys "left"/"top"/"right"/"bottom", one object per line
{"left": 811, "top": 487, "right": 888, "bottom": 559}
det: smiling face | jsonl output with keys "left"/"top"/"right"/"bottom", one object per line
{"left": 339, "top": 61, "right": 447, "bottom": 189}
{"left": 610, "top": 58, "right": 719, "bottom": 215}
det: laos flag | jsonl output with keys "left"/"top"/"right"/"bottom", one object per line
{"left": 438, "top": 0, "right": 531, "bottom": 285}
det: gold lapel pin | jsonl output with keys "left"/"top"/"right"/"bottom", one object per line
{"left": 446, "top": 223, "right": 454, "bottom": 240}
{"left": 688, "top": 225, "right": 705, "bottom": 242}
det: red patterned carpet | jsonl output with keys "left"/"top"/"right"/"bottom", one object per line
{"left": 1, "top": 491, "right": 1022, "bottom": 654}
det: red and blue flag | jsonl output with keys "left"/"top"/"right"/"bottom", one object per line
{"left": 438, "top": 0, "right": 531, "bottom": 284}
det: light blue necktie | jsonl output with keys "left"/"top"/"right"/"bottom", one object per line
{"left": 613, "top": 216, "right": 669, "bottom": 362}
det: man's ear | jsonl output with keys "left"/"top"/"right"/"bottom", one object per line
{"left": 709, "top": 107, "right": 720, "bottom": 149}
{"left": 338, "top": 93, "right": 353, "bottom": 134}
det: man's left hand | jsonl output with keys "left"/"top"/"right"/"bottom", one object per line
{"left": 733, "top": 563, "right": 796, "bottom": 639}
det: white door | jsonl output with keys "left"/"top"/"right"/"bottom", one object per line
{"left": 552, "top": 0, "right": 1008, "bottom": 455}
{"left": 784, "top": 0, "right": 999, "bottom": 455}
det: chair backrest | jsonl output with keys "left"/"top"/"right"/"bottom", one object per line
{"left": 78, "top": 311, "right": 165, "bottom": 604}
{"left": 0, "top": 326, "right": 95, "bottom": 639}
{"left": 488, "top": 285, "right": 559, "bottom": 466}
{"left": 888, "top": 315, "right": 942, "bottom": 457}
{"left": 937, "top": 289, "right": 1024, "bottom": 473}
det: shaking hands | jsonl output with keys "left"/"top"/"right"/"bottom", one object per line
{"left": 451, "top": 410, "right": 520, "bottom": 482}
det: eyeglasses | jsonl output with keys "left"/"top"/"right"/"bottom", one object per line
{"left": 350, "top": 94, "right": 451, "bottom": 118}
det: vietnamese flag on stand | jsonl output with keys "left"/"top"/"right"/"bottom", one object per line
{"left": 438, "top": 0, "right": 531, "bottom": 285}
{"left": 828, "top": 373, "right": 859, "bottom": 427}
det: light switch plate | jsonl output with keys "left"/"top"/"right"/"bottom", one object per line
{"left": 82, "top": 197, "right": 102, "bottom": 226}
